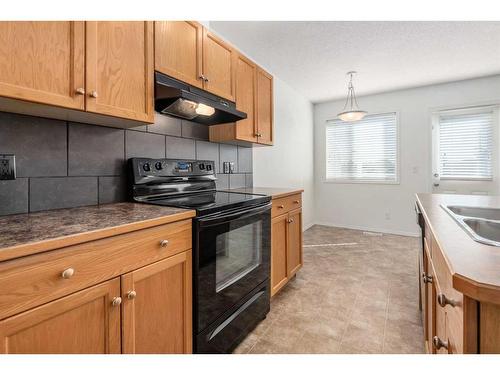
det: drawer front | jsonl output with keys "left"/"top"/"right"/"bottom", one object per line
{"left": 431, "top": 237, "right": 464, "bottom": 352}
{"left": 271, "top": 193, "right": 302, "bottom": 217}
{"left": 0, "top": 219, "right": 192, "bottom": 320}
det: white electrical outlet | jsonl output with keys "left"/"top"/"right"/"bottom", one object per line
{"left": 0, "top": 154, "right": 16, "bottom": 180}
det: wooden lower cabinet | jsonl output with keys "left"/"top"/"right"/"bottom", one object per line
{"left": 270, "top": 193, "right": 303, "bottom": 297}
{"left": 0, "top": 221, "right": 193, "bottom": 354}
{"left": 121, "top": 251, "right": 192, "bottom": 354}
{"left": 0, "top": 278, "right": 121, "bottom": 354}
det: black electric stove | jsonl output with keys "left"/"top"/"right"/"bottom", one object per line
{"left": 129, "top": 158, "right": 271, "bottom": 354}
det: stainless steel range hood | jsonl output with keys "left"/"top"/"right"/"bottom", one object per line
{"left": 155, "top": 71, "right": 247, "bottom": 125}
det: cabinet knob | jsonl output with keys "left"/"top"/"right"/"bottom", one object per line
{"left": 126, "top": 291, "right": 137, "bottom": 300}
{"left": 89, "top": 90, "right": 98, "bottom": 98}
{"left": 422, "top": 273, "right": 433, "bottom": 284}
{"left": 75, "top": 87, "right": 85, "bottom": 95}
{"left": 160, "top": 239, "right": 169, "bottom": 247}
{"left": 288, "top": 219, "right": 294, "bottom": 224}
{"left": 293, "top": 200, "right": 300, "bottom": 204}
{"left": 277, "top": 205, "right": 284, "bottom": 209}
{"left": 111, "top": 297, "right": 122, "bottom": 307}
{"left": 199, "top": 74, "right": 207, "bottom": 82}
{"left": 432, "top": 336, "right": 448, "bottom": 350}
{"left": 437, "top": 293, "right": 457, "bottom": 308}
{"left": 61, "top": 268, "right": 75, "bottom": 279}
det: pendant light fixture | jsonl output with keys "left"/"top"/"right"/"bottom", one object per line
{"left": 337, "top": 71, "right": 367, "bottom": 122}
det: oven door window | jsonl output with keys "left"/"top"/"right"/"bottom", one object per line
{"left": 216, "top": 221, "right": 262, "bottom": 292}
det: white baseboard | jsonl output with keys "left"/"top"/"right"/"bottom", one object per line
{"left": 302, "top": 222, "right": 315, "bottom": 231}
{"left": 310, "top": 221, "right": 420, "bottom": 237}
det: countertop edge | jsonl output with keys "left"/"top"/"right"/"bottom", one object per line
{"left": 0, "top": 210, "right": 196, "bottom": 263}
{"left": 225, "top": 187, "right": 304, "bottom": 199}
{"left": 415, "top": 193, "right": 500, "bottom": 304}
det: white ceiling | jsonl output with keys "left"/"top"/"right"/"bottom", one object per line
{"left": 210, "top": 21, "right": 500, "bottom": 103}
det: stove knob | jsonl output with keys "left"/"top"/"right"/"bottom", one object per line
{"left": 206, "top": 164, "right": 212, "bottom": 171}
{"left": 199, "top": 163, "right": 205, "bottom": 170}
{"left": 142, "top": 163, "right": 151, "bottom": 172}
{"left": 155, "top": 161, "right": 163, "bottom": 170}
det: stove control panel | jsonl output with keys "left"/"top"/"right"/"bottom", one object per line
{"left": 130, "top": 158, "right": 215, "bottom": 182}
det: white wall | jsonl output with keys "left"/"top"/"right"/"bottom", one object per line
{"left": 209, "top": 24, "right": 315, "bottom": 229}
{"left": 314, "top": 75, "right": 500, "bottom": 236}
{"left": 253, "top": 78, "right": 314, "bottom": 229}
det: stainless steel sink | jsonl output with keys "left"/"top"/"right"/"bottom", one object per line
{"left": 446, "top": 205, "right": 500, "bottom": 221}
{"left": 441, "top": 204, "right": 500, "bottom": 246}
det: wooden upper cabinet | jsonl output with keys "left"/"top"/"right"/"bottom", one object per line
{"left": 0, "top": 279, "right": 121, "bottom": 354}
{"left": 256, "top": 67, "right": 274, "bottom": 145}
{"left": 234, "top": 53, "right": 257, "bottom": 142}
{"left": 121, "top": 251, "right": 192, "bottom": 354}
{"left": 0, "top": 21, "right": 85, "bottom": 110}
{"left": 155, "top": 21, "right": 203, "bottom": 88}
{"left": 86, "top": 21, "right": 154, "bottom": 123}
{"left": 202, "top": 29, "right": 235, "bottom": 101}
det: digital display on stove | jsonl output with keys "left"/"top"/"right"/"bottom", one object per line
{"left": 176, "top": 161, "right": 192, "bottom": 173}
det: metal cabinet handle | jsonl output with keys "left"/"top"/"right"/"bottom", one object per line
{"left": 160, "top": 239, "right": 169, "bottom": 247}
{"left": 199, "top": 75, "right": 209, "bottom": 82}
{"left": 111, "top": 297, "right": 122, "bottom": 307}
{"left": 89, "top": 90, "right": 98, "bottom": 98}
{"left": 422, "top": 273, "right": 433, "bottom": 284}
{"left": 437, "top": 293, "right": 457, "bottom": 308}
{"left": 293, "top": 200, "right": 300, "bottom": 204}
{"left": 75, "top": 88, "right": 85, "bottom": 95}
{"left": 288, "top": 219, "right": 294, "bottom": 224}
{"left": 432, "top": 336, "right": 448, "bottom": 350}
{"left": 277, "top": 205, "right": 284, "bottom": 209}
{"left": 61, "top": 268, "right": 75, "bottom": 279}
{"left": 126, "top": 291, "right": 137, "bottom": 300}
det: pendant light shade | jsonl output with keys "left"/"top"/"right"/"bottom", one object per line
{"left": 338, "top": 71, "right": 367, "bottom": 122}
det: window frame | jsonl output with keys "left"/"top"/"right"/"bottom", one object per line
{"left": 432, "top": 105, "right": 498, "bottom": 182}
{"left": 324, "top": 111, "right": 401, "bottom": 185}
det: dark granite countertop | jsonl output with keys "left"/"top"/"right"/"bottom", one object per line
{"left": 0, "top": 203, "right": 195, "bottom": 262}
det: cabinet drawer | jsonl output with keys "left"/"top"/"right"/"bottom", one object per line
{"left": 271, "top": 194, "right": 302, "bottom": 217}
{"left": 0, "top": 219, "right": 192, "bottom": 320}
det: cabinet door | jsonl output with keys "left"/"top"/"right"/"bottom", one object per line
{"left": 234, "top": 53, "right": 258, "bottom": 142}
{"left": 121, "top": 251, "right": 192, "bottom": 354}
{"left": 155, "top": 21, "right": 203, "bottom": 88}
{"left": 202, "top": 29, "right": 235, "bottom": 101}
{"left": 256, "top": 67, "right": 273, "bottom": 145}
{"left": 435, "top": 301, "right": 450, "bottom": 354}
{"left": 0, "top": 278, "right": 121, "bottom": 354}
{"left": 86, "top": 21, "right": 154, "bottom": 122}
{"left": 287, "top": 208, "right": 303, "bottom": 277}
{"left": 271, "top": 213, "right": 289, "bottom": 296}
{"left": 0, "top": 21, "right": 85, "bottom": 109}
{"left": 424, "top": 248, "right": 436, "bottom": 353}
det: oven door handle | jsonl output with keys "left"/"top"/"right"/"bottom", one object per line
{"left": 197, "top": 203, "right": 271, "bottom": 227}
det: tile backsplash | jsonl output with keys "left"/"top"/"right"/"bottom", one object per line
{"left": 0, "top": 111, "right": 253, "bottom": 216}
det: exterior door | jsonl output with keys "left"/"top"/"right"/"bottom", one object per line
{"left": 121, "top": 251, "right": 192, "bottom": 354}
{"left": 0, "top": 279, "right": 121, "bottom": 354}
{"left": 154, "top": 21, "right": 203, "bottom": 88}
{"left": 0, "top": 21, "right": 85, "bottom": 109}
{"left": 271, "top": 213, "right": 288, "bottom": 296}
{"left": 431, "top": 106, "right": 499, "bottom": 195}
{"left": 287, "top": 208, "right": 303, "bottom": 277}
{"left": 234, "top": 53, "right": 257, "bottom": 142}
{"left": 202, "top": 29, "right": 235, "bottom": 101}
{"left": 256, "top": 68, "right": 273, "bottom": 145}
{"left": 86, "top": 21, "right": 154, "bottom": 122}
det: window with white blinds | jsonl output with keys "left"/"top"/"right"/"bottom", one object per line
{"left": 326, "top": 112, "right": 398, "bottom": 183}
{"left": 437, "top": 108, "right": 494, "bottom": 180}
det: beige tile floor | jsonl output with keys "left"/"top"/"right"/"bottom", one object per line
{"left": 233, "top": 225, "right": 425, "bottom": 354}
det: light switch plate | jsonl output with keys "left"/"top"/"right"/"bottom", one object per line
{"left": 0, "top": 154, "right": 16, "bottom": 180}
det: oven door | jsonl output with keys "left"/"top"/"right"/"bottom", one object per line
{"left": 194, "top": 203, "right": 271, "bottom": 334}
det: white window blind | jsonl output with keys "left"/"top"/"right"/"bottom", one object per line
{"left": 438, "top": 109, "right": 493, "bottom": 180}
{"left": 326, "top": 112, "right": 398, "bottom": 182}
